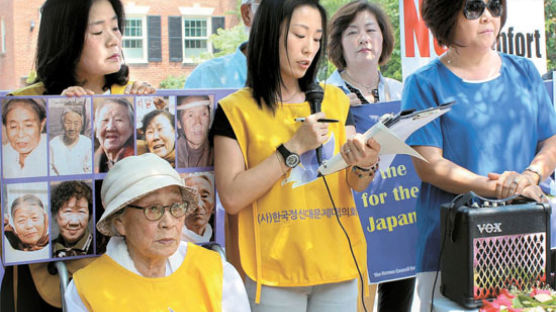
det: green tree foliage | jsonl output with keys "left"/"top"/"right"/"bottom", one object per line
{"left": 546, "top": 0, "right": 555, "bottom": 71}
{"left": 209, "top": 25, "right": 249, "bottom": 57}
{"left": 159, "top": 74, "right": 186, "bottom": 89}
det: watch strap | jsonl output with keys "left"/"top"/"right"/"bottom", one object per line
{"left": 277, "top": 144, "right": 300, "bottom": 168}
{"left": 524, "top": 166, "right": 542, "bottom": 185}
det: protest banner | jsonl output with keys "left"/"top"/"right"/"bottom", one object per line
{"left": 351, "top": 100, "right": 419, "bottom": 283}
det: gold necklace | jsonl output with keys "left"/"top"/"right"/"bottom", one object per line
{"left": 342, "top": 70, "right": 378, "bottom": 94}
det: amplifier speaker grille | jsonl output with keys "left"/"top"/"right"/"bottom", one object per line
{"left": 473, "top": 233, "right": 546, "bottom": 299}
{"left": 440, "top": 200, "right": 551, "bottom": 308}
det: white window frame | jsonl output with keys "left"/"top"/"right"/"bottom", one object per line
{"left": 179, "top": 6, "right": 214, "bottom": 63}
{"left": 1, "top": 18, "right": 6, "bottom": 55}
{"left": 122, "top": 15, "right": 147, "bottom": 63}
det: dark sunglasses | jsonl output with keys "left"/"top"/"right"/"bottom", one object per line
{"left": 463, "top": 0, "right": 503, "bottom": 20}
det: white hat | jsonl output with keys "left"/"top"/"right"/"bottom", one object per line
{"left": 241, "top": 0, "right": 250, "bottom": 4}
{"left": 96, "top": 153, "right": 198, "bottom": 236}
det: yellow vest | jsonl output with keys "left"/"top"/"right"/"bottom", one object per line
{"left": 73, "top": 243, "right": 223, "bottom": 312}
{"left": 219, "top": 85, "right": 367, "bottom": 291}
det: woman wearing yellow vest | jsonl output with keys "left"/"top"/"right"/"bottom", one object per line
{"left": 1, "top": 0, "right": 156, "bottom": 310}
{"left": 65, "top": 154, "right": 249, "bottom": 311}
{"left": 214, "top": 0, "right": 381, "bottom": 311}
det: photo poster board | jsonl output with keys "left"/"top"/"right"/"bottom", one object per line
{"left": 0, "top": 89, "right": 235, "bottom": 268}
{"left": 350, "top": 100, "right": 419, "bottom": 284}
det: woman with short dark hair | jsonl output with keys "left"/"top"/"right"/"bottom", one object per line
{"left": 138, "top": 109, "right": 176, "bottom": 166}
{"left": 401, "top": 0, "right": 556, "bottom": 309}
{"left": 326, "top": 0, "right": 400, "bottom": 105}
{"left": 325, "top": 2, "right": 415, "bottom": 311}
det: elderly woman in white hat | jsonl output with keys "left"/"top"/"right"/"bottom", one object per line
{"left": 64, "top": 153, "right": 250, "bottom": 311}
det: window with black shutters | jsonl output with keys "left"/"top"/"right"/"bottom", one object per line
{"left": 168, "top": 16, "right": 183, "bottom": 62}
{"left": 211, "top": 16, "right": 225, "bottom": 54}
{"left": 147, "top": 16, "right": 161, "bottom": 62}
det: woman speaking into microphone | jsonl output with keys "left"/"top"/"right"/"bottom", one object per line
{"left": 213, "top": 0, "right": 381, "bottom": 310}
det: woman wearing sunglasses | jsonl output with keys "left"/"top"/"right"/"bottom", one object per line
{"left": 401, "top": 0, "right": 556, "bottom": 309}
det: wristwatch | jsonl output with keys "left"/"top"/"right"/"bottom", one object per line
{"left": 277, "top": 144, "right": 300, "bottom": 168}
{"left": 524, "top": 166, "right": 542, "bottom": 185}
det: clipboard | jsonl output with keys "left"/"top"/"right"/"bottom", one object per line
{"left": 317, "top": 101, "right": 455, "bottom": 176}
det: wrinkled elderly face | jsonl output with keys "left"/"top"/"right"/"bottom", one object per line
{"left": 184, "top": 176, "right": 214, "bottom": 235}
{"left": 56, "top": 196, "right": 90, "bottom": 244}
{"left": 13, "top": 202, "right": 46, "bottom": 246}
{"left": 145, "top": 114, "right": 175, "bottom": 158}
{"left": 5, "top": 102, "right": 45, "bottom": 155}
{"left": 63, "top": 111, "right": 84, "bottom": 143}
{"left": 178, "top": 97, "right": 210, "bottom": 148}
{"left": 115, "top": 185, "right": 185, "bottom": 262}
{"left": 95, "top": 101, "right": 132, "bottom": 154}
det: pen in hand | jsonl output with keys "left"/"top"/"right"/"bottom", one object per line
{"left": 294, "top": 117, "right": 339, "bottom": 123}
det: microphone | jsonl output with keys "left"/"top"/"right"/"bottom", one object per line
{"left": 305, "top": 83, "right": 325, "bottom": 165}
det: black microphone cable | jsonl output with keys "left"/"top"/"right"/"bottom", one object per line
{"left": 320, "top": 174, "right": 369, "bottom": 312}
{"left": 306, "top": 82, "right": 368, "bottom": 312}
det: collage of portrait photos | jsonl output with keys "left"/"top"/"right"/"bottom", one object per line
{"left": 1, "top": 90, "right": 233, "bottom": 266}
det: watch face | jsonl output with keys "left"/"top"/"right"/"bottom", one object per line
{"left": 285, "top": 154, "right": 300, "bottom": 168}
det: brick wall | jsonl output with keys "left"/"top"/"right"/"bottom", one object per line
{"left": 0, "top": 0, "right": 42, "bottom": 91}
{"left": 0, "top": 0, "right": 241, "bottom": 91}
{"left": 125, "top": 0, "right": 241, "bottom": 88}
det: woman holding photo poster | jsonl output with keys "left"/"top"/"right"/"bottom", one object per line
{"left": 214, "top": 0, "right": 381, "bottom": 310}
{"left": 2, "top": 0, "right": 158, "bottom": 311}
{"left": 326, "top": 1, "right": 415, "bottom": 311}
{"left": 400, "top": 0, "right": 556, "bottom": 309}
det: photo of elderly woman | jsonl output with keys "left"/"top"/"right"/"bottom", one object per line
{"left": 93, "top": 97, "right": 135, "bottom": 173}
{"left": 180, "top": 172, "right": 215, "bottom": 243}
{"left": 176, "top": 95, "right": 213, "bottom": 168}
{"left": 48, "top": 98, "right": 93, "bottom": 175}
{"left": 50, "top": 180, "right": 94, "bottom": 258}
{"left": 135, "top": 96, "right": 169, "bottom": 128}
{"left": 1, "top": 98, "right": 47, "bottom": 178}
{"left": 137, "top": 110, "right": 176, "bottom": 167}
{"left": 2, "top": 182, "right": 50, "bottom": 264}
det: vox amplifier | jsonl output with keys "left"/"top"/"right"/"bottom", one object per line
{"left": 440, "top": 194, "right": 551, "bottom": 308}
